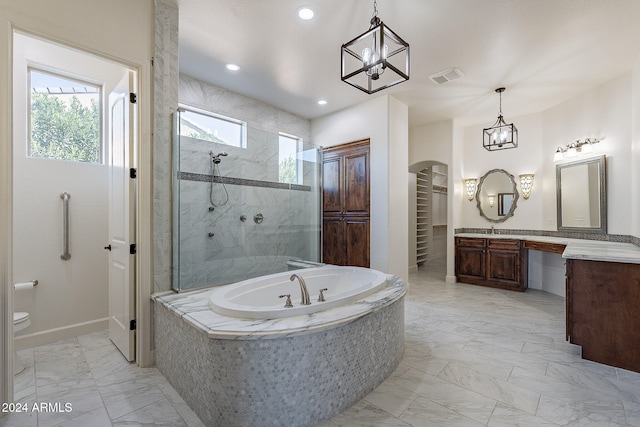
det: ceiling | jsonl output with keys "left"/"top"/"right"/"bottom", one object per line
{"left": 179, "top": 0, "right": 640, "bottom": 128}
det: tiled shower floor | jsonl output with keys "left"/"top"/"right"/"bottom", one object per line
{"left": 6, "top": 262, "right": 640, "bottom": 426}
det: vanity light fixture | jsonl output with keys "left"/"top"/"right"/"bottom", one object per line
{"left": 340, "top": 0, "right": 410, "bottom": 94}
{"left": 488, "top": 194, "right": 495, "bottom": 207}
{"left": 519, "top": 174, "right": 534, "bottom": 200}
{"left": 483, "top": 87, "right": 518, "bottom": 151}
{"left": 464, "top": 178, "right": 477, "bottom": 201}
{"left": 553, "top": 138, "right": 600, "bottom": 161}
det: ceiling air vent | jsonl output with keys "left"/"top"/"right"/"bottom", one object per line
{"left": 429, "top": 67, "right": 464, "bottom": 85}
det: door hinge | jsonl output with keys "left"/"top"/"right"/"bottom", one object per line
{"left": 129, "top": 244, "right": 137, "bottom": 255}
{"left": 129, "top": 93, "right": 137, "bottom": 104}
{"left": 130, "top": 319, "right": 137, "bottom": 331}
{"left": 130, "top": 168, "right": 137, "bottom": 179}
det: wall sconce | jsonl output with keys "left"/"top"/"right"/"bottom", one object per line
{"left": 464, "top": 178, "right": 477, "bottom": 201}
{"left": 488, "top": 194, "right": 495, "bottom": 207}
{"left": 553, "top": 138, "right": 600, "bottom": 161}
{"left": 519, "top": 174, "right": 534, "bottom": 199}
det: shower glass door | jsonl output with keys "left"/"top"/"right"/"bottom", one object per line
{"left": 172, "top": 109, "right": 321, "bottom": 292}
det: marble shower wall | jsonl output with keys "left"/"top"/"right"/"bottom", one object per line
{"left": 175, "top": 76, "right": 320, "bottom": 291}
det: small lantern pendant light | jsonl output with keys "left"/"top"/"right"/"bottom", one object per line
{"left": 341, "top": 0, "right": 410, "bottom": 94}
{"left": 483, "top": 87, "right": 518, "bottom": 151}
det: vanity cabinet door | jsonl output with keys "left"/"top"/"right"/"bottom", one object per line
{"left": 486, "top": 239, "right": 527, "bottom": 291}
{"left": 455, "top": 238, "right": 486, "bottom": 285}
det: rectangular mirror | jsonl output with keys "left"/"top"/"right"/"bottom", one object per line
{"left": 556, "top": 155, "right": 606, "bottom": 233}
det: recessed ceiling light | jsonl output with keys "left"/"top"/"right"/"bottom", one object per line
{"left": 317, "top": 100, "right": 327, "bottom": 105}
{"left": 225, "top": 63, "right": 240, "bottom": 71}
{"left": 297, "top": 7, "right": 314, "bottom": 20}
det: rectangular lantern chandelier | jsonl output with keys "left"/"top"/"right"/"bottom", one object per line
{"left": 341, "top": 1, "right": 410, "bottom": 94}
{"left": 483, "top": 87, "right": 518, "bottom": 151}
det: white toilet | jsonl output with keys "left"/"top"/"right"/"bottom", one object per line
{"left": 13, "top": 312, "right": 31, "bottom": 375}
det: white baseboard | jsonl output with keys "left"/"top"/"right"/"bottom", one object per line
{"left": 14, "top": 318, "right": 108, "bottom": 351}
{"left": 445, "top": 275, "right": 457, "bottom": 284}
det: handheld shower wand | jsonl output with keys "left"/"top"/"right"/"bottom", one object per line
{"left": 208, "top": 151, "right": 229, "bottom": 207}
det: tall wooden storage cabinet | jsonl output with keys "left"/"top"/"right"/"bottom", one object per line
{"left": 322, "top": 140, "right": 370, "bottom": 267}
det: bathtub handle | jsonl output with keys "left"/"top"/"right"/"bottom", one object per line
{"left": 318, "top": 288, "right": 328, "bottom": 302}
{"left": 279, "top": 294, "right": 293, "bottom": 308}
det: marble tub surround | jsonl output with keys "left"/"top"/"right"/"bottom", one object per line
{"left": 153, "top": 275, "right": 406, "bottom": 339}
{"left": 455, "top": 232, "right": 640, "bottom": 264}
{"left": 153, "top": 275, "right": 406, "bottom": 427}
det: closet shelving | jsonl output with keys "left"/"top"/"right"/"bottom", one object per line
{"left": 416, "top": 166, "right": 447, "bottom": 266}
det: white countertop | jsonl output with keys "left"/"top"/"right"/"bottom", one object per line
{"left": 455, "top": 233, "right": 640, "bottom": 264}
{"left": 152, "top": 275, "right": 407, "bottom": 340}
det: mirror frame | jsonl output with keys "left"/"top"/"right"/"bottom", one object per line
{"left": 476, "top": 169, "right": 519, "bottom": 223}
{"left": 556, "top": 155, "right": 607, "bottom": 234}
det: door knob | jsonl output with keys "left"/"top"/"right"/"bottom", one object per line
{"left": 104, "top": 245, "right": 112, "bottom": 251}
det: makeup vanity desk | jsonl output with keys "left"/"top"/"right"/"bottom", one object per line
{"left": 455, "top": 233, "right": 640, "bottom": 373}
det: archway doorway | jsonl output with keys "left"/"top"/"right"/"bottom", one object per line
{"left": 409, "top": 161, "right": 448, "bottom": 274}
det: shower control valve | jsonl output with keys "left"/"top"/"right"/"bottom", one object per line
{"left": 279, "top": 294, "right": 293, "bottom": 308}
{"left": 318, "top": 288, "right": 328, "bottom": 302}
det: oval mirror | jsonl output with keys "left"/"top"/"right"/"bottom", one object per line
{"left": 476, "top": 169, "right": 519, "bottom": 223}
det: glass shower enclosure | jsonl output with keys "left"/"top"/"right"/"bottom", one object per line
{"left": 172, "top": 108, "right": 322, "bottom": 292}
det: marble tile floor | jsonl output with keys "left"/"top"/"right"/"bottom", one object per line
{"left": 6, "top": 261, "right": 640, "bottom": 426}
{"left": 317, "top": 261, "right": 640, "bottom": 426}
{"left": 6, "top": 330, "right": 204, "bottom": 427}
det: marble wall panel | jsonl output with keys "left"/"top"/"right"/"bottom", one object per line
{"left": 174, "top": 76, "right": 319, "bottom": 291}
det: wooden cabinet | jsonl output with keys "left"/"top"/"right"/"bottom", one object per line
{"left": 455, "top": 237, "right": 527, "bottom": 291}
{"left": 322, "top": 140, "right": 370, "bottom": 267}
{"left": 566, "top": 259, "right": 640, "bottom": 372}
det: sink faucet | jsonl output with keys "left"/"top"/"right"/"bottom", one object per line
{"left": 290, "top": 274, "right": 311, "bottom": 305}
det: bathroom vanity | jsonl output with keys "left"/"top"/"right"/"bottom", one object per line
{"left": 566, "top": 258, "right": 640, "bottom": 372}
{"left": 455, "top": 237, "right": 528, "bottom": 291}
{"left": 455, "top": 234, "right": 640, "bottom": 373}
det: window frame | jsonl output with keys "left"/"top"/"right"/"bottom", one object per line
{"left": 28, "top": 67, "right": 104, "bottom": 164}
{"left": 177, "top": 104, "right": 248, "bottom": 149}
{"left": 278, "top": 131, "right": 303, "bottom": 185}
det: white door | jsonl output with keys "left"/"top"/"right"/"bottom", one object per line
{"left": 107, "top": 72, "right": 136, "bottom": 361}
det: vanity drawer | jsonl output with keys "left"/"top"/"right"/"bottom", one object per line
{"left": 488, "top": 239, "right": 521, "bottom": 250}
{"left": 456, "top": 237, "right": 486, "bottom": 248}
{"left": 523, "top": 240, "right": 566, "bottom": 254}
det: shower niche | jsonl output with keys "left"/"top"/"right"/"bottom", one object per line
{"left": 172, "top": 107, "right": 322, "bottom": 292}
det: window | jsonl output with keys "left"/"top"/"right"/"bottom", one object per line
{"left": 279, "top": 133, "right": 302, "bottom": 184}
{"left": 178, "top": 106, "right": 247, "bottom": 148}
{"left": 29, "top": 69, "right": 102, "bottom": 163}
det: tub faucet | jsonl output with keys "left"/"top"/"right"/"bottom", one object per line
{"left": 290, "top": 274, "right": 311, "bottom": 305}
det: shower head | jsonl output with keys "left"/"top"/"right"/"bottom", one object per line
{"left": 209, "top": 151, "right": 229, "bottom": 164}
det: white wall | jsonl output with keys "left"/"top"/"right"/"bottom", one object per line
{"left": 461, "top": 113, "right": 544, "bottom": 230}
{"left": 0, "top": 0, "right": 154, "bottom": 403}
{"left": 633, "top": 54, "right": 640, "bottom": 239}
{"left": 541, "top": 73, "right": 632, "bottom": 235}
{"left": 312, "top": 95, "right": 409, "bottom": 281}
{"left": 456, "top": 73, "right": 633, "bottom": 236}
